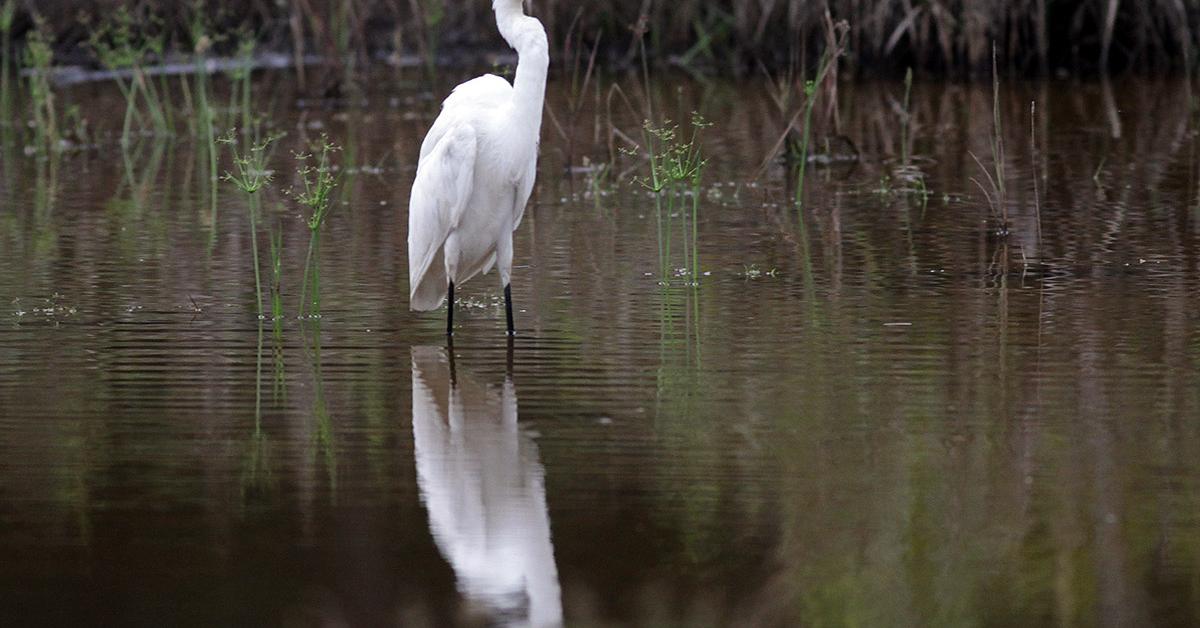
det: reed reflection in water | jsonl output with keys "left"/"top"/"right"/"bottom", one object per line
{"left": 411, "top": 346, "right": 562, "bottom": 627}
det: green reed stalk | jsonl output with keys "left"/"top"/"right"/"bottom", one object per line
{"left": 270, "top": 227, "right": 284, "bottom": 321}
{"left": 24, "top": 26, "right": 58, "bottom": 156}
{"left": 238, "top": 38, "right": 254, "bottom": 139}
{"left": 188, "top": 6, "right": 218, "bottom": 225}
{"left": 157, "top": 74, "right": 174, "bottom": 133}
{"left": 178, "top": 71, "right": 195, "bottom": 125}
{"left": 137, "top": 67, "right": 169, "bottom": 135}
{"left": 222, "top": 131, "right": 281, "bottom": 319}
{"left": 691, "top": 178, "right": 699, "bottom": 282}
{"left": 195, "top": 62, "right": 218, "bottom": 224}
{"left": 88, "top": 7, "right": 172, "bottom": 142}
{"left": 270, "top": 222, "right": 286, "bottom": 400}
{"left": 294, "top": 137, "right": 340, "bottom": 318}
{"left": 990, "top": 45, "right": 1008, "bottom": 231}
{"left": 794, "top": 47, "right": 839, "bottom": 209}
{"left": 640, "top": 115, "right": 709, "bottom": 283}
{"left": 248, "top": 195, "right": 265, "bottom": 317}
{"left": 226, "top": 34, "right": 255, "bottom": 133}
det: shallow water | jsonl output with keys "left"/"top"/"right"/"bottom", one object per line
{"left": 3, "top": 71, "right": 1200, "bottom": 626}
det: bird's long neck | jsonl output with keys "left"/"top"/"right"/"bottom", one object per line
{"left": 495, "top": 2, "right": 548, "bottom": 133}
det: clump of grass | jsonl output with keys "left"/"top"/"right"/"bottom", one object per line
{"left": 292, "top": 136, "right": 341, "bottom": 318}
{"left": 637, "top": 113, "right": 710, "bottom": 284}
{"left": 86, "top": 7, "right": 170, "bottom": 143}
{"left": 24, "top": 21, "right": 59, "bottom": 156}
{"left": 969, "top": 44, "right": 1009, "bottom": 237}
{"left": 791, "top": 18, "right": 848, "bottom": 209}
{"left": 222, "top": 129, "right": 282, "bottom": 319}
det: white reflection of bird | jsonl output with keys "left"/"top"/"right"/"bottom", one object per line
{"left": 407, "top": 0, "right": 548, "bottom": 336}
{"left": 411, "top": 346, "right": 562, "bottom": 627}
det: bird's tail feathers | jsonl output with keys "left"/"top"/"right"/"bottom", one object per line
{"left": 410, "top": 249, "right": 448, "bottom": 311}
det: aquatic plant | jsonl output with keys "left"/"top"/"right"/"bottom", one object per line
{"left": 560, "top": 13, "right": 601, "bottom": 170}
{"left": 86, "top": 7, "right": 170, "bottom": 142}
{"left": 187, "top": 3, "right": 220, "bottom": 233}
{"left": 969, "top": 46, "right": 1009, "bottom": 236}
{"left": 225, "top": 31, "right": 256, "bottom": 135}
{"left": 638, "top": 114, "right": 709, "bottom": 284}
{"left": 24, "top": 22, "right": 58, "bottom": 156}
{"left": 267, "top": 223, "right": 286, "bottom": 399}
{"left": 293, "top": 136, "right": 341, "bottom": 318}
{"left": 792, "top": 18, "right": 848, "bottom": 209}
{"left": 269, "top": 227, "right": 284, "bottom": 321}
{"left": 222, "top": 130, "right": 282, "bottom": 319}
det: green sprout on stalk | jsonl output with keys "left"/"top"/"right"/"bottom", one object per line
{"left": 221, "top": 130, "right": 282, "bottom": 193}
{"left": 294, "top": 136, "right": 340, "bottom": 231}
{"left": 634, "top": 113, "right": 710, "bottom": 284}
{"left": 221, "top": 130, "right": 283, "bottom": 319}
{"left": 292, "top": 136, "right": 341, "bottom": 318}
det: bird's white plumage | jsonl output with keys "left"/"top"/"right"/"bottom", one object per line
{"left": 408, "top": 1, "right": 547, "bottom": 313}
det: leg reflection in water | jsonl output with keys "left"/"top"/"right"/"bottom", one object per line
{"left": 411, "top": 346, "right": 562, "bottom": 627}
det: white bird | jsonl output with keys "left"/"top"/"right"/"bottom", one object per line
{"left": 408, "top": 0, "right": 548, "bottom": 336}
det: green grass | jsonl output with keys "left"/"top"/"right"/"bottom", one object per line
{"left": 638, "top": 114, "right": 709, "bottom": 285}
{"left": 969, "top": 45, "right": 1010, "bottom": 236}
{"left": 221, "top": 129, "right": 282, "bottom": 319}
{"left": 86, "top": 7, "right": 171, "bottom": 143}
{"left": 793, "top": 21, "right": 848, "bottom": 210}
{"left": 23, "top": 21, "right": 57, "bottom": 156}
{"left": 187, "top": 3, "right": 220, "bottom": 239}
{"left": 293, "top": 136, "right": 341, "bottom": 319}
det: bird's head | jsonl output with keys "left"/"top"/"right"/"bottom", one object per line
{"left": 492, "top": 0, "right": 528, "bottom": 13}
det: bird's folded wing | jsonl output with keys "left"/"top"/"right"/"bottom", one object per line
{"left": 513, "top": 151, "right": 536, "bottom": 231}
{"left": 408, "top": 123, "right": 477, "bottom": 307}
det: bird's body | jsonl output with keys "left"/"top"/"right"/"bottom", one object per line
{"left": 408, "top": 0, "right": 548, "bottom": 335}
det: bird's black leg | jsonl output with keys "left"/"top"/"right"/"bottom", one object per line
{"left": 504, "top": 284, "right": 515, "bottom": 336}
{"left": 505, "top": 334, "right": 514, "bottom": 378}
{"left": 446, "top": 281, "right": 455, "bottom": 336}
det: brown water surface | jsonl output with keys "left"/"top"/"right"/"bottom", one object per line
{"left": 2, "top": 72, "right": 1200, "bottom": 626}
